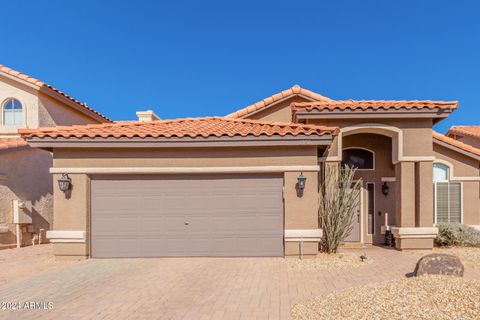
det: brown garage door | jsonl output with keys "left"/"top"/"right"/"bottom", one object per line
{"left": 91, "top": 174, "right": 284, "bottom": 258}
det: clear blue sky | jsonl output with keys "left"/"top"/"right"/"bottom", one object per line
{"left": 1, "top": 1, "right": 479, "bottom": 132}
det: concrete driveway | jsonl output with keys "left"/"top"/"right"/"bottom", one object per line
{"left": 1, "top": 245, "right": 479, "bottom": 320}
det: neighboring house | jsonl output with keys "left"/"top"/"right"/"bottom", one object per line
{"left": 20, "top": 85, "right": 480, "bottom": 260}
{"left": 446, "top": 126, "right": 480, "bottom": 149}
{"left": 0, "top": 64, "right": 111, "bottom": 248}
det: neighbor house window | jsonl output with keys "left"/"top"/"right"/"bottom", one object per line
{"left": 433, "top": 163, "right": 462, "bottom": 224}
{"left": 3, "top": 98, "right": 23, "bottom": 125}
{"left": 342, "top": 148, "right": 374, "bottom": 170}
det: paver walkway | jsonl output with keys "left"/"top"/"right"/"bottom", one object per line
{"left": 0, "top": 244, "right": 479, "bottom": 320}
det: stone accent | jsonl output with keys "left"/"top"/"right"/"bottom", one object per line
{"left": 414, "top": 253, "right": 464, "bottom": 277}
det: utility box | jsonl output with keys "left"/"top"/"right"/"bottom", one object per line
{"left": 12, "top": 200, "right": 32, "bottom": 224}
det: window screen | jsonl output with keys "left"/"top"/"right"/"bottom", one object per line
{"left": 435, "top": 182, "right": 461, "bottom": 224}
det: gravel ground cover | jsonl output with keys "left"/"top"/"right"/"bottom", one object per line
{"left": 291, "top": 275, "right": 480, "bottom": 320}
{"left": 411, "top": 247, "right": 480, "bottom": 270}
{"left": 287, "top": 251, "right": 373, "bottom": 270}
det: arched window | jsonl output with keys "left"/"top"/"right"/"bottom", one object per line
{"left": 342, "top": 148, "right": 374, "bottom": 170}
{"left": 433, "top": 163, "right": 449, "bottom": 182}
{"left": 3, "top": 99, "right": 23, "bottom": 125}
{"left": 433, "top": 162, "right": 462, "bottom": 224}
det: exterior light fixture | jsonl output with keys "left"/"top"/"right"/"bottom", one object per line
{"left": 382, "top": 182, "right": 389, "bottom": 196}
{"left": 297, "top": 172, "right": 307, "bottom": 191}
{"left": 58, "top": 173, "right": 72, "bottom": 192}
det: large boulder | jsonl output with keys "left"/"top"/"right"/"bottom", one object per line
{"left": 414, "top": 253, "right": 464, "bottom": 277}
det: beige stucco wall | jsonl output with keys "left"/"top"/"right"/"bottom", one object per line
{"left": 246, "top": 96, "right": 313, "bottom": 123}
{"left": 0, "top": 74, "right": 103, "bottom": 137}
{"left": 38, "top": 92, "right": 100, "bottom": 127}
{"left": 51, "top": 146, "right": 321, "bottom": 258}
{"left": 0, "top": 148, "right": 53, "bottom": 246}
{"left": 0, "top": 74, "right": 104, "bottom": 248}
{"left": 0, "top": 76, "right": 39, "bottom": 136}
{"left": 433, "top": 143, "right": 480, "bottom": 226}
{"left": 309, "top": 118, "right": 434, "bottom": 159}
{"left": 453, "top": 135, "right": 480, "bottom": 149}
{"left": 53, "top": 147, "right": 318, "bottom": 168}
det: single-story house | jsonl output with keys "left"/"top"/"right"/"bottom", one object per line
{"left": 20, "top": 85, "right": 480, "bottom": 260}
{"left": 0, "top": 64, "right": 111, "bottom": 248}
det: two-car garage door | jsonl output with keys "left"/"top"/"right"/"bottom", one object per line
{"left": 90, "top": 174, "right": 284, "bottom": 258}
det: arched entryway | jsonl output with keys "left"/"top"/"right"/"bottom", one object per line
{"left": 341, "top": 133, "right": 396, "bottom": 244}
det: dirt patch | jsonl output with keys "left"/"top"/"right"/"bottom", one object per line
{"left": 287, "top": 251, "right": 373, "bottom": 270}
{"left": 292, "top": 275, "right": 480, "bottom": 320}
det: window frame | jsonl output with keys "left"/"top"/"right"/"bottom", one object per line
{"left": 342, "top": 147, "right": 375, "bottom": 171}
{"left": 433, "top": 163, "right": 450, "bottom": 183}
{"left": 2, "top": 98, "right": 25, "bottom": 126}
{"left": 433, "top": 161, "right": 463, "bottom": 225}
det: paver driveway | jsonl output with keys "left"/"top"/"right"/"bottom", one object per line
{"left": 1, "top": 244, "right": 479, "bottom": 320}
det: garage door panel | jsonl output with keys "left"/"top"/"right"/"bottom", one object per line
{"left": 91, "top": 174, "right": 284, "bottom": 257}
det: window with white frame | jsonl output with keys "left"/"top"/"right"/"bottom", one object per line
{"left": 433, "top": 163, "right": 462, "bottom": 224}
{"left": 2, "top": 98, "right": 23, "bottom": 126}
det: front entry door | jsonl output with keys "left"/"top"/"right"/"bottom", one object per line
{"left": 344, "top": 193, "right": 361, "bottom": 242}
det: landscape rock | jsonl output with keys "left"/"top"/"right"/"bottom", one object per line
{"left": 414, "top": 253, "right": 464, "bottom": 277}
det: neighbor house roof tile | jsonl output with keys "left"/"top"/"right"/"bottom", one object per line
{"left": 225, "top": 85, "right": 332, "bottom": 119}
{"left": 19, "top": 117, "right": 339, "bottom": 140}
{"left": 0, "top": 64, "right": 112, "bottom": 122}
{"left": 291, "top": 100, "right": 459, "bottom": 111}
{"left": 446, "top": 126, "right": 480, "bottom": 139}
{"left": 433, "top": 131, "right": 480, "bottom": 157}
{"left": 0, "top": 138, "right": 28, "bottom": 151}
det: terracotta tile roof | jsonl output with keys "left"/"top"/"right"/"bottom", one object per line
{"left": 225, "top": 85, "right": 332, "bottom": 119}
{"left": 0, "top": 137, "right": 28, "bottom": 151}
{"left": 0, "top": 64, "right": 112, "bottom": 122}
{"left": 433, "top": 131, "right": 480, "bottom": 157}
{"left": 447, "top": 126, "right": 480, "bottom": 139}
{"left": 19, "top": 117, "right": 339, "bottom": 140}
{"left": 291, "top": 100, "right": 459, "bottom": 111}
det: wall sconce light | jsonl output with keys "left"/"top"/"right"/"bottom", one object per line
{"left": 58, "top": 173, "right": 72, "bottom": 192}
{"left": 382, "top": 181, "right": 389, "bottom": 196}
{"left": 297, "top": 172, "right": 307, "bottom": 191}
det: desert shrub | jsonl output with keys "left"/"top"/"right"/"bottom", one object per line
{"left": 318, "top": 164, "right": 361, "bottom": 254}
{"left": 435, "top": 223, "right": 480, "bottom": 247}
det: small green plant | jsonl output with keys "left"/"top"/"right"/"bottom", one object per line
{"left": 318, "top": 164, "right": 361, "bottom": 254}
{"left": 435, "top": 223, "right": 480, "bottom": 247}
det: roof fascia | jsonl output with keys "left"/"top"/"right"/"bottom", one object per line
{"left": 37, "top": 87, "right": 110, "bottom": 123}
{"left": 433, "top": 138, "right": 480, "bottom": 161}
{"left": 294, "top": 108, "right": 453, "bottom": 121}
{"left": 26, "top": 134, "right": 334, "bottom": 148}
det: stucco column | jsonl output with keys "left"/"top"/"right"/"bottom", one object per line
{"left": 50, "top": 173, "right": 89, "bottom": 260}
{"left": 415, "top": 161, "right": 434, "bottom": 227}
{"left": 284, "top": 171, "right": 320, "bottom": 257}
{"left": 395, "top": 161, "right": 416, "bottom": 228}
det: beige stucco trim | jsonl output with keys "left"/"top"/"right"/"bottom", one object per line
{"left": 322, "top": 123, "right": 437, "bottom": 164}
{"left": 469, "top": 225, "right": 480, "bottom": 231}
{"left": 47, "top": 230, "right": 86, "bottom": 243}
{"left": 381, "top": 177, "right": 396, "bottom": 182}
{"left": 284, "top": 229, "right": 323, "bottom": 242}
{"left": 391, "top": 227, "right": 438, "bottom": 239}
{"left": 433, "top": 158, "right": 480, "bottom": 181}
{"left": 50, "top": 165, "right": 321, "bottom": 174}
